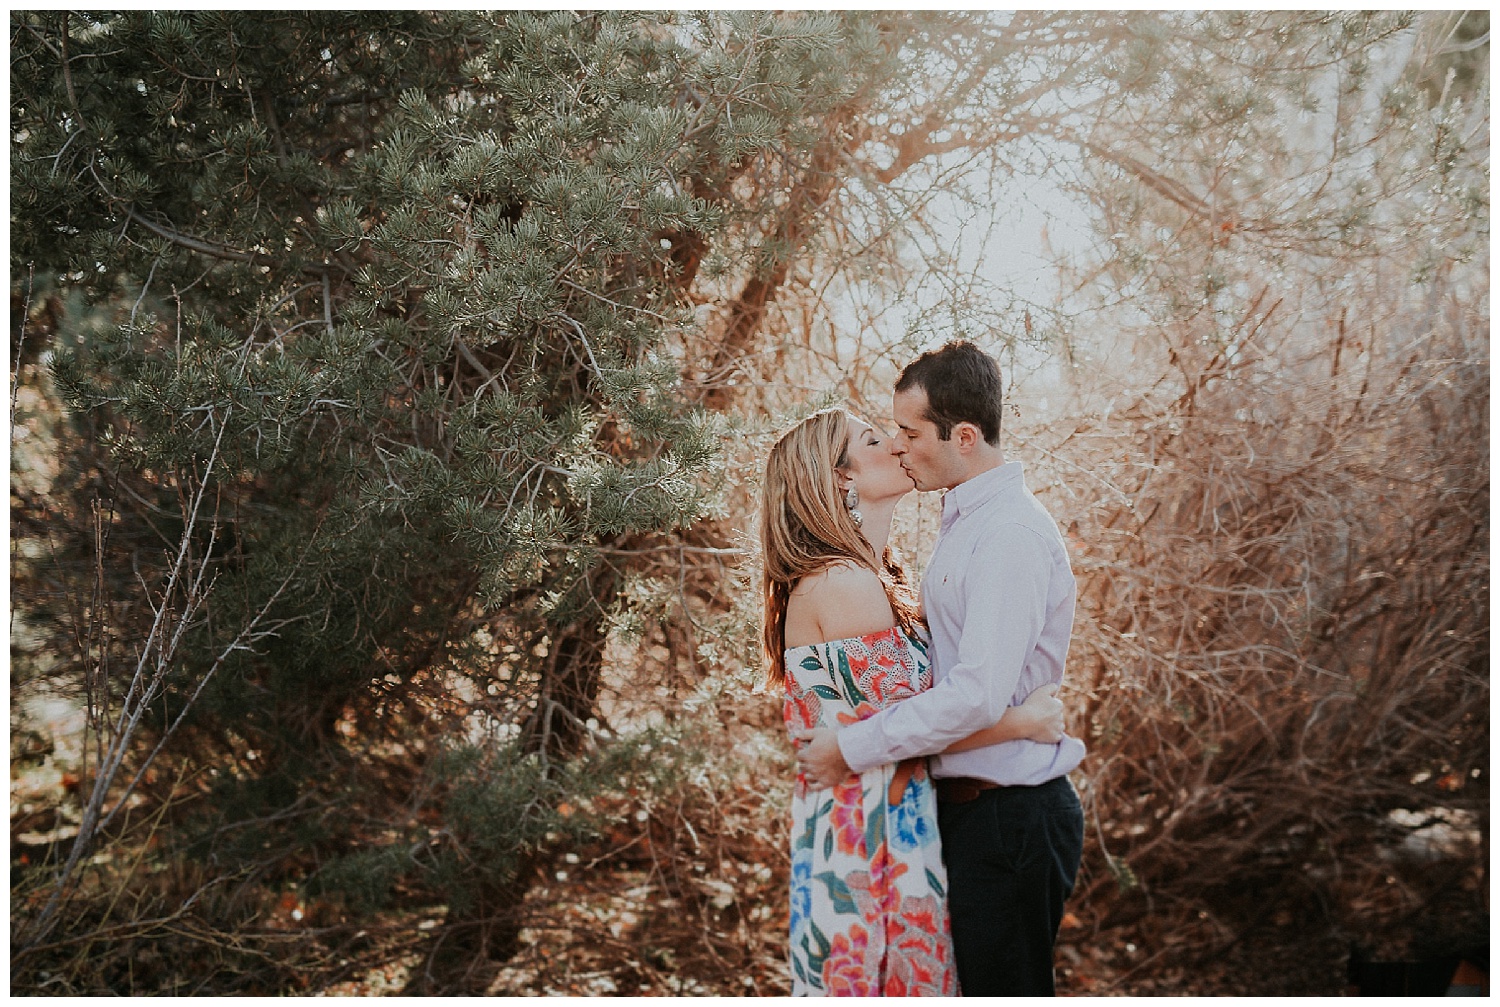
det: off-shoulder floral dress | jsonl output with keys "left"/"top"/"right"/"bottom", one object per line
{"left": 783, "top": 625, "right": 958, "bottom": 996}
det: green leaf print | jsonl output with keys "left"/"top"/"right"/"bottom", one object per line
{"left": 907, "top": 630, "right": 928, "bottom": 659}
{"left": 795, "top": 811, "right": 817, "bottom": 851}
{"left": 811, "top": 917, "right": 831, "bottom": 956}
{"left": 926, "top": 867, "right": 946, "bottom": 898}
{"left": 809, "top": 684, "right": 841, "bottom": 701}
{"left": 800, "top": 654, "right": 824, "bottom": 672}
{"left": 836, "top": 647, "right": 869, "bottom": 706}
{"left": 806, "top": 796, "right": 833, "bottom": 856}
{"left": 822, "top": 826, "right": 833, "bottom": 860}
{"left": 814, "top": 871, "right": 860, "bottom": 915}
{"left": 805, "top": 919, "right": 831, "bottom": 980}
{"left": 792, "top": 948, "right": 811, "bottom": 986}
{"left": 864, "top": 797, "right": 886, "bottom": 857}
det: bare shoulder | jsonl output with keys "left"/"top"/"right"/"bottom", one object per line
{"left": 792, "top": 560, "right": 883, "bottom": 600}
{"left": 785, "top": 561, "right": 896, "bottom": 647}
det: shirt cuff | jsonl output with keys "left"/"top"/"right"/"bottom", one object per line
{"left": 835, "top": 717, "right": 884, "bottom": 775}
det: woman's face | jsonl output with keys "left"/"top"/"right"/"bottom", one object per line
{"left": 840, "top": 417, "right": 915, "bottom": 504}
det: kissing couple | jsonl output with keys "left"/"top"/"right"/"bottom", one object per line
{"left": 761, "top": 340, "right": 1086, "bottom": 996}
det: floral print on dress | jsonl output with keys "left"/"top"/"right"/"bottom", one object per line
{"left": 784, "top": 626, "right": 958, "bottom": 996}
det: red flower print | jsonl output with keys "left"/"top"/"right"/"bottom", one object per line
{"left": 822, "top": 923, "right": 876, "bottom": 997}
{"left": 898, "top": 893, "right": 945, "bottom": 938}
{"left": 783, "top": 687, "right": 821, "bottom": 733}
{"left": 829, "top": 779, "right": 865, "bottom": 856}
{"left": 858, "top": 642, "right": 907, "bottom": 707}
{"left": 889, "top": 893, "right": 956, "bottom": 995}
{"left": 867, "top": 841, "right": 909, "bottom": 912}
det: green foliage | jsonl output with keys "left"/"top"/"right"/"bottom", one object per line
{"left": 13, "top": 10, "right": 866, "bottom": 738}
{"left": 297, "top": 724, "right": 722, "bottom": 919}
{"left": 11, "top": 9, "right": 910, "bottom": 985}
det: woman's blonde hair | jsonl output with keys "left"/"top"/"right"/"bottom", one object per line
{"left": 759, "top": 408, "right": 920, "bottom": 689}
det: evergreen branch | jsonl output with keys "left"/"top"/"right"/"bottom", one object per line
{"left": 321, "top": 271, "right": 335, "bottom": 336}
{"left": 123, "top": 206, "right": 332, "bottom": 277}
{"left": 453, "top": 335, "right": 496, "bottom": 384}
{"left": 12, "top": 266, "right": 33, "bottom": 421}
{"left": 49, "top": 127, "right": 86, "bottom": 177}
{"left": 17, "top": 18, "right": 63, "bottom": 62}
{"left": 58, "top": 14, "right": 81, "bottom": 127}
{"left": 599, "top": 545, "right": 747, "bottom": 556}
{"left": 128, "top": 255, "right": 161, "bottom": 323}
{"left": 560, "top": 279, "right": 676, "bottom": 324}
{"left": 81, "top": 157, "right": 341, "bottom": 280}
{"left": 561, "top": 314, "right": 604, "bottom": 381}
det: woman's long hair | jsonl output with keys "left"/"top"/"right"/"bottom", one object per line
{"left": 759, "top": 408, "right": 921, "bottom": 689}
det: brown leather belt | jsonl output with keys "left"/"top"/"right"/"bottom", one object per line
{"left": 935, "top": 776, "right": 1001, "bottom": 804}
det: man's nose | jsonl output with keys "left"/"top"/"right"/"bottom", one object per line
{"left": 889, "top": 438, "right": 905, "bottom": 456}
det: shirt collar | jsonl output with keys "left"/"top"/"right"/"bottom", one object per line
{"left": 940, "top": 461, "right": 1024, "bottom": 531}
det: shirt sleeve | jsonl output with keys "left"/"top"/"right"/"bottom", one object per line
{"left": 836, "top": 524, "right": 1052, "bottom": 773}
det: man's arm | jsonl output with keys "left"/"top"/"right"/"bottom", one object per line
{"left": 946, "top": 683, "right": 1062, "bottom": 752}
{"left": 834, "top": 527, "right": 1053, "bottom": 774}
{"left": 794, "top": 681, "right": 1062, "bottom": 786}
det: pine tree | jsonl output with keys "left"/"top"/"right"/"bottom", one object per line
{"left": 10, "top": 10, "right": 927, "bottom": 989}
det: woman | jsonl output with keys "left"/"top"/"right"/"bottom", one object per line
{"left": 761, "top": 408, "right": 1064, "bottom": 997}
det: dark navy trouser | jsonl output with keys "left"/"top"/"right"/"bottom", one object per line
{"left": 937, "top": 775, "right": 1084, "bottom": 996}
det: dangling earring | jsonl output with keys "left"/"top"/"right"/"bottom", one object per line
{"left": 845, "top": 485, "right": 863, "bottom": 528}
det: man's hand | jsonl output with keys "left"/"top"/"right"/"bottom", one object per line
{"left": 1012, "top": 683, "right": 1064, "bottom": 744}
{"left": 790, "top": 726, "right": 853, "bottom": 789}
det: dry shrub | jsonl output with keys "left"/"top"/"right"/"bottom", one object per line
{"left": 1058, "top": 269, "right": 1487, "bottom": 950}
{"left": 480, "top": 684, "right": 795, "bottom": 997}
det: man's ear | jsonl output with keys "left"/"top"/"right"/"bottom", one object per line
{"left": 955, "top": 422, "right": 980, "bottom": 452}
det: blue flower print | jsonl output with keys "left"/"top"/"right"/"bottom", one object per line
{"left": 788, "top": 846, "right": 814, "bottom": 938}
{"left": 889, "top": 778, "right": 937, "bottom": 853}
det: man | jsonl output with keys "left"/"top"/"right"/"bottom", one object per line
{"left": 794, "top": 340, "right": 1085, "bottom": 996}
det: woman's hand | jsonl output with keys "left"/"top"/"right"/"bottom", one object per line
{"left": 790, "top": 726, "right": 853, "bottom": 789}
{"left": 1010, "top": 683, "right": 1064, "bottom": 744}
{"left": 942, "top": 682, "right": 1065, "bottom": 754}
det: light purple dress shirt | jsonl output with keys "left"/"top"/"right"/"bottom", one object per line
{"left": 837, "top": 461, "right": 1086, "bottom": 786}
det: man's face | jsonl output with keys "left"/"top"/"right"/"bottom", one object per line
{"left": 890, "top": 386, "right": 964, "bottom": 492}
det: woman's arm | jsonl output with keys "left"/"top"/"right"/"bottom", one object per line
{"left": 942, "top": 683, "right": 1063, "bottom": 753}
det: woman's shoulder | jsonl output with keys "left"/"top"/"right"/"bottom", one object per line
{"left": 785, "top": 560, "right": 896, "bottom": 648}
{"left": 792, "top": 560, "right": 885, "bottom": 601}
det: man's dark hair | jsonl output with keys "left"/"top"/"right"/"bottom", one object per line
{"left": 895, "top": 340, "right": 1004, "bottom": 445}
